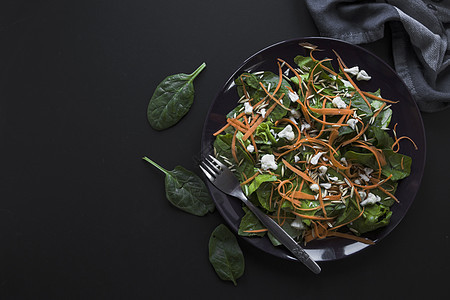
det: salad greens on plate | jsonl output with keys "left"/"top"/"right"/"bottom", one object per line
{"left": 212, "top": 43, "right": 416, "bottom": 246}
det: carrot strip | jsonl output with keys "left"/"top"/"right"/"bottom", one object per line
{"left": 242, "top": 101, "right": 278, "bottom": 141}
{"left": 281, "top": 159, "right": 315, "bottom": 183}
{"left": 291, "top": 211, "right": 335, "bottom": 221}
{"left": 362, "top": 91, "right": 398, "bottom": 104}
{"left": 231, "top": 130, "right": 238, "bottom": 163}
{"left": 240, "top": 171, "right": 259, "bottom": 185}
{"left": 213, "top": 111, "right": 246, "bottom": 136}
{"left": 327, "top": 231, "right": 375, "bottom": 245}
{"left": 333, "top": 50, "right": 372, "bottom": 108}
{"left": 243, "top": 228, "right": 269, "bottom": 233}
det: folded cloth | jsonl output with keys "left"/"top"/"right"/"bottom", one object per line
{"left": 304, "top": 0, "right": 450, "bottom": 112}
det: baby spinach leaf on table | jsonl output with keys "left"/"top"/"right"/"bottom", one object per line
{"left": 147, "top": 62, "right": 206, "bottom": 130}
{"left": 209, "top": 224, "right": 245, "bottom": 286}
{"left": 142, "top": 156, "right": 214, "bottom": 216}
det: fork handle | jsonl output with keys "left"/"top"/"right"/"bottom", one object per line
{"left": 239, "top": 195, "right": 321, "bottom": 274}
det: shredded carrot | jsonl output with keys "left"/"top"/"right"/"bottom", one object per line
{"left": 333, "top": 50, "right": 372, "bottom": 108}
{"left": 231, "top": 130, "right": 238, "bottom": 163}
{"left": 240, "top": 171, "right": 259, "bottom": 185}
{"left": 242, "top": 101, "right": 278, "bottom": 140}
{"left": 243, "top": 228, "right": 269, "bottom": 233}
{"left": 327, "top": 231, "right": 375, "bottom": 245}
{"left": 282, "top": 159, "right": 315, "bottom": 183}
{"left": 392, "top": 136, "right": 418, "bottom": 152}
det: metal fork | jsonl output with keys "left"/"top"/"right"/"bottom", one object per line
{"left": 200, "top": 155, "right": 321, "bottom": 274}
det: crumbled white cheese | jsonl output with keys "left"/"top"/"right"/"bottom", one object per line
{"left": 340, "top": 157, "right": 348, "bottom": 166}
{"left": 347, "top": 118, "right": 358, "bottom": 130}
{"left": 260, "top": 154, "right": 277, "bottom": 171}
{"left": 356, "top": 70, "right": 371, "bottom": 81}
{"left": 354, "top": 178, "right": 362, "bottom": 185}
{"left": 283, "top": 68, "right": 290, "bottom": 76}
{"left": 359, "top": 173, "right": 370, "bottom": 182}
{"left": 358, "top": 191, "right": 367, "bottom": 200}
{"left": 247, "top": 144, "right": 255, "bottom": 153}
{"left": 244, "top": 102, "right": 253, "bottom": 115}
{"left": 319, "top": 183, "right": 332, "bottom": 189}
{"left": 270, "top": 129, "right": 277, "bottom": 138}
{"left": 278, "top": 124, "right": 295, "bottom": 141}
{"left": 341, "top": 79, "right": 353, "bottom": 88}
{"left": 310, "top": 152, "right": 325, "bottom": 165}
{"left": 344, "top": 66, "right": 359, "bottom": 76}
{"left": 364, "top": 168, "right": 373, "bottom": 176}
{"left": 259, "top": 108, "right": 266, "bottom": 118}
{"left": 290, "top": 109, "right": 301, "bottom": 119}
{"left": 290, "top": 216, "right": 305, "bottom": 230}
{"left": 289, "top": 116, "right": 298, "bottom": 125}
{"left": 309, "top": 183, "right": 320, "bottom": 193}
{"left": 332, "top": 96, "right": 347, "bottom": 109}
{"left": 329, "top": 176, "right": 339, "bottom": 181}
{"left": 318, "top": 165, "right": 328, "bottom": 175}
{"left": 360, "top": 192, "right": 381, "bottom": 206}
{"left": 294, "top": 155, "right": 300, "bottom": 163}
{"left": 288, "top": 90, "right": 299, "bottom": 102}
{"left": 300, "top": 122, "right": 311, "bottom": 132}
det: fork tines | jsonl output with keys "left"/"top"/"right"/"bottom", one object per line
{"left": 199, "top": 155, "right": 224, "bottom": 181}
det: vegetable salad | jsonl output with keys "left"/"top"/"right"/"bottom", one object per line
{"left": 212, "top": 43, "right": 415, "bottom": 245}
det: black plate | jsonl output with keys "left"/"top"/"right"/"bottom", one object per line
{"left": 201, "top": 37, "right": 426, "bottom": 261}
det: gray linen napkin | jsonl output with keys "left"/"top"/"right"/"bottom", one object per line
{"left": 304, "top": 0, "right": 450, "bottom": 112}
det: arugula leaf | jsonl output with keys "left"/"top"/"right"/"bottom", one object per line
{"left": 142, "top": 157, "right": 214, "bottom": 216}
{"left": 209, "top": 224, "right": 245, "bottom": 286}
{"left": 147, "top": 63, "right": 206, "bottom": 130}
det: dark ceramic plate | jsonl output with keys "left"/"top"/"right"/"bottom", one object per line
{"left": 201, "top": 37, "right": 426, "bottom": 262}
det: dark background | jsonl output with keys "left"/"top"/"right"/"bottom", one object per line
{"left": 0, "top": 0, "right": 448, "bottom": 299}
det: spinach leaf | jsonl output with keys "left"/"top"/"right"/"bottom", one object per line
{"left": 381, "top": 149, "right": 412, "bottom": 180}
{"left": 256, "top": 182, "right": 277, "bottom": 212}
{"left": 349, "top": 204, "right": 392, "bottom": 234}
{"left": 238, "top": 207, "right": 266, "bottom": 237}
{"left": 268, "top": 220, "right": 303, "bottom": 246}
{"left": 235, "top": 72, "right": 290, "bottom": 122}
{"left": 246, "top": 174, "right": 277, "bottom": 196}
{"left": 367, "top": 126, "right": 394, "bottom": 149}
{"left": 142, "top": 156, "right": 214, "bottom": 216}
{"left": 209, "top": 224, "right": 245, "bottom": 286}
{"left": 344, "top": 150, "right": 377, "bottom": 170}
{"left": 213, "top": 134, "right": 254, "bottom": 181}
{"left": 147, "top": 62, "right": 206, "bottom": 130}
{"left": 333, "top": 197, "right": 362, "bottom": 228}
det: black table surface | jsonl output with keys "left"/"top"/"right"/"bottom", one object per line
{"left": 1, "top": 0, "right": 448, "bottom": 299}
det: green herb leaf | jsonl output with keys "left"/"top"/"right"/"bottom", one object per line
{"left": 208, "top": 224, "right": 245, "bottom": 286}
{"left": 142, "top": 156, "right": 214, "bottom": 216}
{"left": 147, "top": 62, "right": 206, "bottom": 130}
